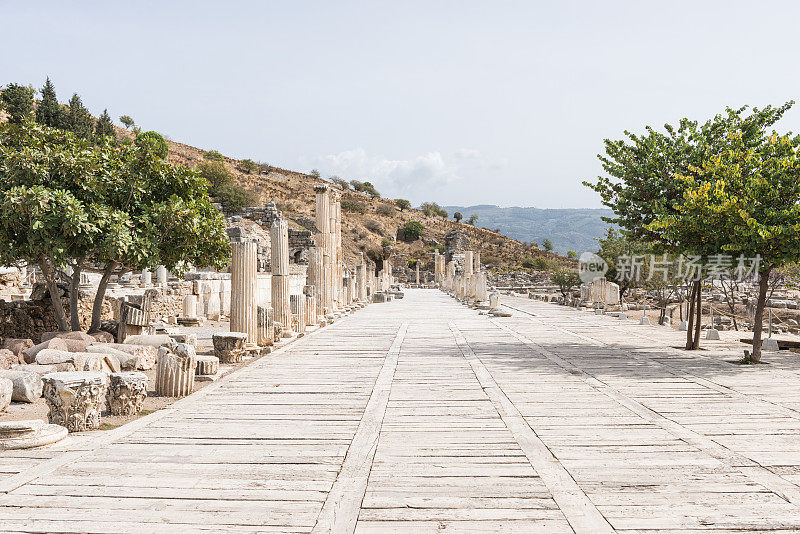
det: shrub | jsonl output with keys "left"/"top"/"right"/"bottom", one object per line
{"left": 341, "top": 199, "right": 367, "bottom": 214}
{"left": 119, "top": 115, "right": 135, "bottom": 129}
{"left": 135, "top": 131, "right": 168, "bottom": 158}
{"left": 522, "top": 257, "right": 551, "bottom": 271}
{"left": 381, "top": 237, "right": 394, "bottom": 248}
{"left": 203, "top": 149, "right": 224, "bottom": 161}
{"left": 551, "top": 268, "right": 581, "bottom": 299}
{"left": 310, "top": 169, "right": 321, "bottom": 178}
{"left": 402, "top": 220, "right": 424, "bottom": 241}
{"left": 566, "top": 250, "right": 577, "bottom": 259}
{"left": 376, "top": 204, "right": 395, "bottom": 216}
{"left": 542, "top": 238, "right": 554, "bottom": 251}
{"left": 197, "top": 161, "right": 256, "bottom": 211}
{"left": 238, "top": 158, "right": 257, "bottom": 174}
{"left": 467, "top": 214, "right": 478, "bottom": 225}
{"left": 395, "top": 198, "right": 411, "bottom": 211}
{"left": 351, "top": 180, "right": 380, "bottom": 198}
{"left": 331, "top": 176, "right": 350, "bottom": 189}
{"left": 364, "top": 219, "right": 384, "bottom": 235}
{"left": 420, "top": 202, "right": 447, "bottom": 218}
{"left": 453, "top": 212, "right": 463, "bottom": 222}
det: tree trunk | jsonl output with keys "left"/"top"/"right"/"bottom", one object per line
{"left": 39, "top": 260, "right": 69, "bottom": 332}
{"left": 89, "top": 263, "right": 116, "bottom": 333}
{"left": 685, "top": 281, "right": 697, "bottom": 350}
{"left": 691, "top": 281, "right": 702, "bottom": 350}
{"left": 70, "top": 265, "right": 82, "bottom": 331}
{"left": 659, "top": 307, "right": 666, "bottom": 325}
{"left": 750, "top": 267, "right": 772, "bottom": 363}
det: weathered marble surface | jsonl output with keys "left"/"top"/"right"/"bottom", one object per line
{"left": 107, "top": 372, "right": 148, "bottom": 416}
{"left": 41, "top": 371, "right": 106, "bottom": 432}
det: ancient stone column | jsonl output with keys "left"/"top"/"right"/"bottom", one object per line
{"left": 434, "top": 250, "right": 441, "bottom": 284}
{"left": 329, "top": 192, "right": 342, "bottom": 310}
{"left": 464, "top": 251, "right": 474, "bottom": 276}
{"left": 257, "top": 306, "right": 274, "bottom": 347}
{"left": 315, "top": 185, "right": 332, "bottom": 314}
{"left": 155, "top": 343, "right": 196, "bottom": 397}
{"left": 303, "top": 285, "right": 317, "bottom": 326}
{"left": 356, "top": 263, "right": 367, "bottom": 302}
{"left": 415, "top": 262, "right": 420, "bottom": 285}
{"left": 106, "top": 372, "right": 147, "bottom": 416}
{"left": 141, "top": 269, "right": 152, "bottom": 287}
{"left": 475, "top": 271, "right": 488, "bottom": 303}
{"left": 474, "top": 251, "right": 481, "bottom": 273}
{"left": 230, "top": 241, "right": 258, "bottom": 344}
{"left": 156, "top": 265, "right": 167, "bottom": 285}
{"left": 271, "top": 218, "right": 292, "bottom": 336}
{"left": 347, "top": 271, "right": 356, "bottom": 306}
{"left": 307, "top": 246, "right": 324, "bottom": 308}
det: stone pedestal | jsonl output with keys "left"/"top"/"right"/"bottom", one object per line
{"left": 155, "top": 343, "right": 196, "bottom": 397}
{"left": 107, "top": 372, "right": 148, "bottom": 416}
{"left": 489, "top": 292, "right": 501, "bottom": 310}
{"left": 42, "top": 371, "right": 107, "bottom": 432}
{"left": 141, "top": 269, "right": 152, "bottom": 286}
{"left": 230, "top": 241, "right": 258, "bottom": 344}
{"left": 0, "top": 370, "right": 43, "bottom": 403}
{"left": 212, "top": 332, "right": 249, "bottom": 364}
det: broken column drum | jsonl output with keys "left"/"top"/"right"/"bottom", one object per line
{"left": 155, "top": 343, "right": 197, "bottom": 397}
{"left": 257, "top": 305, "right": 274, "bottom": 347}
{"left": 42, "top": 371, "right": 106, "bottom": 432}
{"left": 271, "top": 218, "right": 292, "bottom": 336}
{"left": 230, "top": 241, "right": 258, "bottom": 344}
{"left": 156, "top": 265, "right": 167, "bottom": 285}
{"left": 290, "top": 294, "right": 306, "bottom": 334}
{"left": 106, "top": 371, "right": 148, "bottom": 416}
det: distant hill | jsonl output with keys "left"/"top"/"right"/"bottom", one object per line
{"left": 443, "top": 205, "right": 614, "bottom": 255}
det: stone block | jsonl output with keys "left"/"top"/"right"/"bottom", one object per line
{"left": 195, "top": 355, "right": 220, "bottom": 376}
{"left": 0, "top": 378, "right": 11, "bottom": 411}
{"left": 100, "top": 343, "right": 157, "bottom": 370}
{"left": 22, "top": 338, "right": 68, "bottom": 364}
{"left": 2, "top": 338, "right": 33, "bottom": 360}
{"left": 123, "top": 334, "right": 174, "bottom": 349}
{"left": 0, "top": 349, "right": 18, "bottom": 370}
{"left": 41, "top": 371, "right": 107, "bottom": 432}
{"left": 0, "top": 370, "right": 43, "bottom": 402}
{"left": 212, "top": 332, "right": 249, "bottom": 363}
{"left": 40, "top": 331, "right": 96, "bottom": 343}
{"left": 85, "top": 345, "right": 141, "bottom": 371}
{"left": 107, "top": 372, "right": 148, "bottom": 416}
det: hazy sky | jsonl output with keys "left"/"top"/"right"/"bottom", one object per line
{"left": 2, "top": 1, "right": 800, "bottom": 208}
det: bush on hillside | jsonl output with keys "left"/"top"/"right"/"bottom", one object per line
{"left": 364, "top": 219, "right": 383, "bottom": 235}
{"left": 197, "top": 161, "right": 256, "bottom": 212}
{"left": 522, "top": 257, "right": 551, "bottom": 271}
{"left": 238, "top": 158, "right": 257, "bottom": 174}
{"left": 135, "top": 131, "right": 168, "bottom": 158}
{"left": 203, "top": 149, "right": 224, "bottom": 161}
{"left": 420, "top": 202, "right": 447, "bottom": 218}
{"left": 376, "top": 204, "right": 395, "bottom": 216}
{"left": 341, "top": 199, "right": 367, "bottom": 214}
{"left": 402, "top": 220, "right": 424, "bottom": 241}
{"left": 395, "top": 198, "right": 411, "bottom": 211}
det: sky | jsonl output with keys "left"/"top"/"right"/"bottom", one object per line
{"left": 2, "top": 1, "right": 800, "bottom": 208}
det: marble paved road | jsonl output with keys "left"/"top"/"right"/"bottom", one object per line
{"left": 2, "top": 290, "right": 800, "bottom": 533}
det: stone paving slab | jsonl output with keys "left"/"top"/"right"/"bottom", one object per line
{"left": 1, "top": 290, "right": 800, "bottom": 532}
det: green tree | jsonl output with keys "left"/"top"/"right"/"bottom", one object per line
{"left": 238, "top": 159, "right": 257, "bottom": 174}
{"left": 203, "top": 149, "right": 224, "bottom": 161}
{"left": 453, "top": 212, "right": 463, "bottom": 222}
{"left": 551, "top": 268, "right": 581, "bottom": 300}
{"left": 566, "top": 250, "right": 577, "bottom": 259}
{"left": 64, "top": 93, "right": 95, "bottom": 139}
{"left": 1, "top": 83, "right": 35, "bottom": 123}
{"left": 95, "top": 109, "right": 115, "bottom": 139}
{"left": 394, "top": 198, "right": 411, "bottom": 211}
{"left": 650, "top": 127, "right": 800, "bottom": 361}
{"left": 420, "top": 202, "right": 447, "bottom": 218}
{"left": 309, "top": 169, "right": 321, "bottom": 178}
{"left": 361, "top": 181, "right": 380, "bottom": 198}
{"left": 0, "top": 122, "right": 230, "bottom": 332}
{"left": 542, "top": 239, "right": 554, "bottom": 251}
{"left": 341, "top": 199, "right": 367, "bottom": 214}
{"left": 135, "top": 131, "right": 168, "bottom": 158}
{"left": 467, "top": 214, "right": 478, "bottom": 225}
{"left": 36, "top": 78, "right": 62, "bottom": 128}
{"left": 330, "top": 176, "right": 350, "bottom": 189}
{"left": 196, "top": 161, "right": 256, "bottom": 212}
{"left": 402, "top": 220, "right": 424, "bottom": 241}
{"left": 595, "top": 228, "right": 646, "bottom": 299}
{"left": 585, "top": 103, "right": 792, "bottom": 350}
{"left": 120, "top": 115, "right": 135, "bottom": 129}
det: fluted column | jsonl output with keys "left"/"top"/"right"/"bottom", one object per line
{"left": 415, "top": 262, "right": 420, "bottom": 285}
{"left": 315, "top": 185, "right": 332, "bottom": 315}
{"left": 230, "top": 241, "right": 258, "bottom": 343}
{"left": 474, "top": 251, "right": 481, "bottom": 273}
{"left": 290, "top": 294, "right": 306, "bottom": 334}
{"left": 434, "top": 251, "right": 441, "bottom": 284}
{"left": 271, "top": 219, "right": 292, "bottom": 336}
{"left": 303, "top": 285, "right": 317, "bottom": 325}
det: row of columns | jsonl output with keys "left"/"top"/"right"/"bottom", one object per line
{"left": 439, "top": 249, "right": 490, "bottom": 307}
{"left": 230, "top": 185, "right": 371, "bottom": 347}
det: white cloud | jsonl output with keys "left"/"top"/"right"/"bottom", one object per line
{"left": 305, "top": 147, "right": 506, "bottom": 202}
